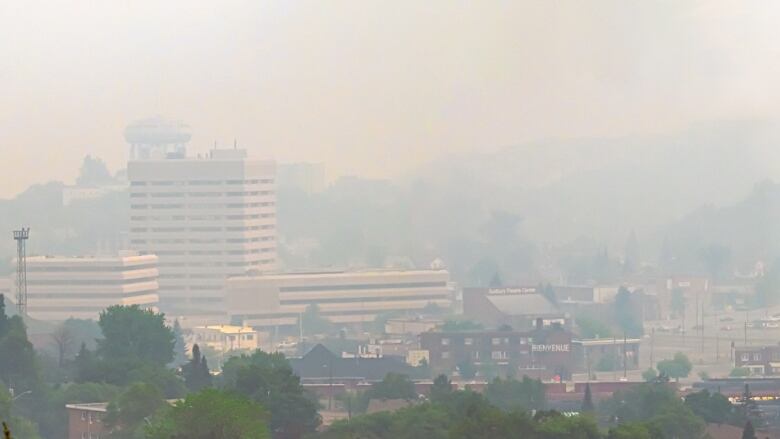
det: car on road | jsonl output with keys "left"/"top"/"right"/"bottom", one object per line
{"left": 720, "top": 316, "right": 735, "bottom": 322}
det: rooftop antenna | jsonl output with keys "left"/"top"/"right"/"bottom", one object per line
{"left": 13, "top": 228, "right": 29, "bottom": 316}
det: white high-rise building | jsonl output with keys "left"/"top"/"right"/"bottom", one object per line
{"left": 19, "top": 253, "right": 160, "bottom": 321}
{"left": 127, "top": 148, "right": 277, "bottom": 324}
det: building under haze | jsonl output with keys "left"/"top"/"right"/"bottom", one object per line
{"left": 125, "top": 117, "right": 192, "bottom": 160}
{"left": 17, "top": 253, "right": 159, "bottom": 321}
{"left": 277, "top": 162, "right": 326, "bottom": 194}
{"left": 127, "top": 146, "right": 277, "bottom": 324}
{"left": 225, "top": 269, "right": 454, "bottom": 329}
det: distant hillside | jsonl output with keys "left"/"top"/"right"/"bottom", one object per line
{"left": 0, "top": 182, "right": 128, "bottom": 273}
{"left": 658, "top": 180, "right": 780, "bottom": 275}
{"left": 405, "top": 120, "right": 780, "bottom": 251}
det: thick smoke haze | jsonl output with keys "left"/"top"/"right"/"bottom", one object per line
{"left": 2, "top": 1, "right": 780, "bottom": 196}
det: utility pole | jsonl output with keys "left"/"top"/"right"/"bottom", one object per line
{"left": 650, "top": 327, "right": 655, "bottom": 367}
{"left": 715, "top": 311, "right": 719, "bottom": 360}
{"left": 700, "top": 301, "right": 705, "bottom": 354}
{"left": 613, "top": 336, "right": 617, "bottom": 381}
{"left": 623, "top": 332, "right": 627, "bottom": 379}
{"left": 681, "top": 300, "right": 686, "bottom": 346}
{"left": 13, "top": 228, "right": 29, "bottom": 316}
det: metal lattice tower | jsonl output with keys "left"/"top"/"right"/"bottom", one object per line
{"left": 13, "top": 228, "right": 29, "bottom": 316}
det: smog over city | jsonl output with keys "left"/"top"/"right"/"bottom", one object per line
{"left": 1, "top": 2, "right": 780, "bottom": 438}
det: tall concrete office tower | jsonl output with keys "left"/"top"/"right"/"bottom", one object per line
{"left": 126, "top": 120, "right": 276, "bottom": 325}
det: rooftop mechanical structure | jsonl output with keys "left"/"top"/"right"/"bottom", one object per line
{"left": 125, "top": 117, "right": 191, "bottom": 160}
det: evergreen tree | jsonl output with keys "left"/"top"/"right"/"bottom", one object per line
{"left": 0, "top": 295, "right": 8, "bottom": 338}
{"left": 742, "top": 420, "right": 757, "bottom": 439}
{"left": 489, "top": 272, "right": 503, "bottom": 287}
{"left": 624, "top": 230, "right": 639, "bottom": 274}
{"left": 582, "top": 383, "right": 595, "bottom": 413}
{"left": 742, "top": 384, "right": 761, "bottom": 423}
{"left": 183, "top": 344, "right": 212, "bottom": 392}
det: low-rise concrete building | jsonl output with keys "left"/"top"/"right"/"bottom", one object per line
{"left": 191, "top": 325, "right": 261, "bottom": 352}
{"left": 18, "top": 253, "right": 159, "bottom": 321}
{"left": 226, "top": 269, "right": 455, "bottom": 329}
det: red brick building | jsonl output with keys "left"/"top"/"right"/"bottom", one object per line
{"left": 419, "top": 326, "right": 574, "bottom": 380}
{"left": 66, "top": 403, "right": 108, "bottom": 439}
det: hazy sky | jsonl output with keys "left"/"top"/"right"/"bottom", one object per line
{"left": 2, "top": 1, "right": 780, "bottom": 197}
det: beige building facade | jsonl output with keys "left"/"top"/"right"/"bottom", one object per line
{"left": 127, "top": 149, "right": 276, "bottom": 324}
{"left": 20, "top": 253, "right": 159, "bottom": 321}
{"left": 226, "top": 269, "right": 455, "bottom": 329}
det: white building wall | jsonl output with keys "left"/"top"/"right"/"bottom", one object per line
{"left": 20, "top": 254, "right": 160, "bottom": 321}
{"left": 127, "top": 150, "right": 277, "bottom": 323}
{"left": 226, "top": 270, "right": 454, "bottom": 328}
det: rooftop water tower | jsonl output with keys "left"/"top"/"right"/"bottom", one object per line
{"left": 125, "top": 117, "right": 191, "bottom": 160}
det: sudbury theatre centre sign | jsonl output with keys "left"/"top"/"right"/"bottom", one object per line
{"left": 531, "top": 344, "right": 570, "bottom": 352}
{"left": 487, "top": 287, "right": 537, "bottom": 295}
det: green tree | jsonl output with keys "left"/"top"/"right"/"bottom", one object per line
{"left": 614, "top": 287, "right": 643, "bottom": 337}
{"left": 603, "top": 382, "right": 705, "bottom": 439}
{"left": 76, "top": 155, "right": 115, "bottom": 186}
{"left": 699, "top": 244, "right": 732, "bottom": 281}
{"left": 671, "top": 288, "right": 685, "bottom": 318}
{"left": 221, "top": 350, "right": 319, "bottom": 439}
{"left": 97, "top": 305, "right": 175, "bottom": 366}
{"left": 172, "top": 320, "right": 187, "bottom": 367}
{"left": 582, "top": 383, "right": 594, "bottom": 413}
{"left": 301, "top": 304, "right": 332, "bottom": 336}
{"left": 576, "top": 316, "right": 612, "bottom": 339}
{"left": 641, "top": 368, "right": 658, "bottom": 382}
{"left": 145, "top": 389, "right": 270, "bottom": 439}
{"left": 430, "top": 374, "right": 453, "bottom": 403}
{"left": 607, "top": 422, "right": 653, "bottom": 439}
{"left": 489, "top": 272, "right": 503, "bottom": 287}
{"left": 484, "top": 376, "right": 546, "bottom": 412}
{"left": 105, "top": 382, "right": 166, "bottom": 439}
{"left": 0, "top": 301, "right": 39, "bottom": 392}
{"left": 457, "top": 360, "right": 477, "bottom": 380}
{"left": 441, "top": 320, "right": 484, "bottom": 332}
{"left": 368, "top": 373, "right": 417, "bottom": 401}
{"left": 182, "top": 344, "right": 212, "bottom": 392}
{"left": 684, "top": 389, "right": 736, "bottom": 425}
{"left": 742, "top": 420, "right": 757, "bottom": 439}
{"left": 656, "top": 352, "right": 692, "bottom": 381}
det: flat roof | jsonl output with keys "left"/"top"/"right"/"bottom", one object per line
{"left": 230, "top": 269, "right": 449, "bottom": 281}
{"left": 575, "top": 338, "right": 642, "bottom": 346}
{"left": 66, "top": 403, "right": 109, "bottom": 412}
{"left": 196, "top": 325, "right": 256, "bottom": 334}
